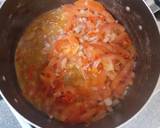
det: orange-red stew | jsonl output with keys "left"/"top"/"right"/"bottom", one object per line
{"left": 15, "top": 0, "right": 136, "bottom": 124}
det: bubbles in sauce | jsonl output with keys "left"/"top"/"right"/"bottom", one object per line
{"left": 2, "top": 75, "right": 6, "bottom": 81}
{"left": 125, "top": 6, "right": 131, "bottom": 12}
{"left": 138, "top": 25, "right": 143, "bottom": 31}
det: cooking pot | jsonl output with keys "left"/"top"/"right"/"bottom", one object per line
{"left": 0, "top": 0, "right": 160, "bottom": 128}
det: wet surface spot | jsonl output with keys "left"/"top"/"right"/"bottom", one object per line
{"left": 125, "top": 6, "right": 131, "bottom": 12}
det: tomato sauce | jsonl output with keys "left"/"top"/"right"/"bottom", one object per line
{"left": 15, "top": 0, "right": 136, "bottom": 124}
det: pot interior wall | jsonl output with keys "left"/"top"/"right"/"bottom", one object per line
{"left": 0, "top": 0, "right": 159, "bottom": 128}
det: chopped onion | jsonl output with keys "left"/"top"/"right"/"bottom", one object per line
{"left": 104, "top": 98, "right": 112, "bottom": 106}
{"left": 102, "top": 57, "right": 114, "bottom": 72}
{"left": 84, "top": 1, "right": 88, "bottom": 6}
{"left": 88, "top": 36, "right": 98, "bottom": 42}
{"left": 45, "top": 42, "right": 50, "bottom": 48}
{"left": 80, "top": 9, "right": 86, "bottom": 14}
{"left": 107, "top": 107, "right": 113, "bottom": 112}
{"left": 49, "top": 115, "right": 54, "bottom": 119}
{"left": 103, "top": 34, "right": 110, "bottom": 43}
{"left": 79, "top": 38, "right": 84, "bottom": 43}
{"left": 74, "top": 24, "right": 83, "bottom": 33}
{"left": 103, "top": 32, "right": 116, "bottom": 43}
{"left": 123, "top": 87, "right": 129, "bottom": 96}
{"left": 61, "top": 58, "right": 67, "bottom": 69}
{"left": 2, "top": 75, "right": 6, "bottom": 81}
{"left": 96, "top": 20, "right": 101, "bottom": 28}
{"left": 95, "top": 28, "right": 99, "bottom": 32}
{"left": 58, "top": 29, "right": 64, "bottom": 35}
{"left": 78, "top": 51, "right": 84, "bottom": 56}
{"left": 82, "top": 17, "right": 87, "bottom": 22}
{"left": 92, "top": 110, "right": 106, "bottom": 121}
{"left": 112, "top": 99, "right": 120, "bottom": 106}
{"left": 83, "top": 35, "right": 90, "bottom": 41}
{"left": 93, "top": 59, "right": 101, "bottom": 68}
{"left": 107, "top": 71, "right": 117, "bottom": 80}
{"left": 43, "top": 43, "right": 51, "bottom": 54}
{"left": 94, "top": 11, "right": 99, "bottom": 16}
{"left": 79, "top": 44, "right": 83, "bottom": 51}
{"left": 14, "top": 98, "right": 18, "bottom": 103}
{"left": 79, "top": 17, "right": 87, "bottom": 23}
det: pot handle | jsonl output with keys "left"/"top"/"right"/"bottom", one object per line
{"left": 149, "top": 0, "right": 160, "bottom": 13}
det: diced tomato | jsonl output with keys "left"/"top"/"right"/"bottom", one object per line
{"left": 75, "top": 0, "right": 105, "bottom": 12}
{"left": 110, "top": 43, "right": 131, "bottom": 59}
{"left": 53, "top": 35, "right": 79, "bottom": 58}
{"left": 111, "top": 61, "right": 133, "bottom": 97}
{"left": 55, "top": 90, "right": 76, "bottom": 105}
{"left": 27, "top": 65, "right": 36, "bottom": 80}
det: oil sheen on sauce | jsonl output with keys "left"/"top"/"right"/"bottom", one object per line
{"left": 15, "top": 9, "right": 65, "bottom": 107}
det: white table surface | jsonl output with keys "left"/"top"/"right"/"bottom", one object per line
{"left": 0, "top": 0, "right": 160, "bottom": 128}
